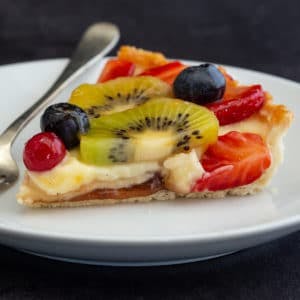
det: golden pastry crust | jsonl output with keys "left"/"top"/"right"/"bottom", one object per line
{"left": 117, "top": 45, "right": 168, "bottom": 73}
{"left": 17, "top": 92, "right": 293, "bottom": 208}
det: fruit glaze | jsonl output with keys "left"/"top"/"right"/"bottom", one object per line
{"left": 22, "top": 46, "right": 271, "bottom": 196}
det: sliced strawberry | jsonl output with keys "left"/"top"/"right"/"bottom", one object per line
{"left": 97, "top": 59, "right": 135, "bottom": 83}
{"left": 138, "top": 61, "right": 186, "bottom": 85}
{"left": 193, "top": 131, "right": 271, "bottom": 192}
{"left": 206, "top": 84, "right": 265, "bottom": 125}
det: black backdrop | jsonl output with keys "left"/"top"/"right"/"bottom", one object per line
{"left": 0, "top": 0, "right": 300, "bottom": 299}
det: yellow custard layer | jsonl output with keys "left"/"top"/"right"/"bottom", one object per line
{"left": 27, "top": 154, "right": 161, "bottom": 195}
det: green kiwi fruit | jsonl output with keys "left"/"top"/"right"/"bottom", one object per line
{"left": 80, "top": 97, "right": 219, "bottom": 165}
{"left": 69, "top": 76, "right": 172, "bottom": 118}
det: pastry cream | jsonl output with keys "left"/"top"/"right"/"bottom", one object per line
{"left": 27, "top": 154, "right": 161, "bottom": 195}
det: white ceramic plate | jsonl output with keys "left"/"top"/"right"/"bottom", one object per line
{"left": 0, "top": 58, "right": 298, "bottom": 266}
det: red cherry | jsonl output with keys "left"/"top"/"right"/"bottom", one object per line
{"left": 23, "top": 132, "right": 66, "bottom": 171}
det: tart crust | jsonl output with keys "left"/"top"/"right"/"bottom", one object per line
{"left": 17, "top": 94, "right": 293, "bottom": 208}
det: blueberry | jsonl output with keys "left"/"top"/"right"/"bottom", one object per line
{"left": 173, "top": 64, "right": 226, "bottom": 104}
{"left": 41, "top": 103, "right": 90, "bottom": 149}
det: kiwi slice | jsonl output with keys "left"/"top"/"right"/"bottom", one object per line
{"left": 80, "top": 98, "right": 219, "bottom": 165}
{"left": 69, "top": 76, "right": 172, "bottom": 118}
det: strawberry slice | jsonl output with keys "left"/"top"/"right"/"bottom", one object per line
{"left": 206, "top": 84, "right": 265, "bottom": 126}
{"left": 138, "top": 61, "right": 186, "bottom": 85}
{"left": 97, "top": 59, "right": 135, "bottom": 83}
{"left": 193, "top": 131, "right": 271, "bottom": 192}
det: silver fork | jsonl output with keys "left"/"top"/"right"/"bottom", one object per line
{"left": 0, "top": 22, "right": 120, "bottom": 191}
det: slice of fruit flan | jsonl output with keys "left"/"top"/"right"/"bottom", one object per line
{"left": 17, "top": 46, "right": 293, "bottom": 207}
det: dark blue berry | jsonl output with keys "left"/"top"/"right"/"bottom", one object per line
{"left": 173, "top": 64, "right": 226, "bottom": 104}
{"left": 41, "top": 103, "right": 90, "bottom": 149}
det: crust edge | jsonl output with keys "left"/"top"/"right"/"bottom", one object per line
{"left": 17, "top": 96, "right": 293, "bottom": 208}
{"left": 18, "top": 190, "right": 176, "bottom": 208}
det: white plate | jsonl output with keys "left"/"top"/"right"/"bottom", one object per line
{"left": 0, "top": 58, "right": 299, "bottom": 266}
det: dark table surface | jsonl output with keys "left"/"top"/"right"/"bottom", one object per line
{"left": 0, "top": 0, "right": 300, "bottom": 299}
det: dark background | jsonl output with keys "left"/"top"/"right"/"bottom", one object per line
{"left": 0, "top": 0, "right": 300, "bottom": 299}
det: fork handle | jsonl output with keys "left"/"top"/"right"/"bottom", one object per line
{"left": 0, "top": 23, "right": 119, "bottom": 145}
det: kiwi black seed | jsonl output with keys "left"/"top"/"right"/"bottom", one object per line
{"left": 108, "top": 112, "right": 193, "bottom": 152}
{"left": 69, "top": 76, "right": 172, "bottom": 118}
{"left": 80, "top": 97, "right": 219, "bottom": 166}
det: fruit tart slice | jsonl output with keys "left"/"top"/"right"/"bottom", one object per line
{"left": 17, "top": 47, "right": 293, "bottom": 208}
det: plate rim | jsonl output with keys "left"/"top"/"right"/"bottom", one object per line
{"left": 0, "top": 57, "right": 299, "bottom": 245}
{"left": 3, "top": 56, "right": 300, "bottom": 89}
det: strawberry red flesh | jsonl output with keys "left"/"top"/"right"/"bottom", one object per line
{"left": 206, "top": 84, "right": 265, "bottom": 125}
{"left": 138, "top": 61, "right": 186, "bottom": 85}
{"left": 193, "top": 131, "right": 271, "bottom": 192}
{"left": 97, "top": 59, "right": 135, "bottom": 83}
